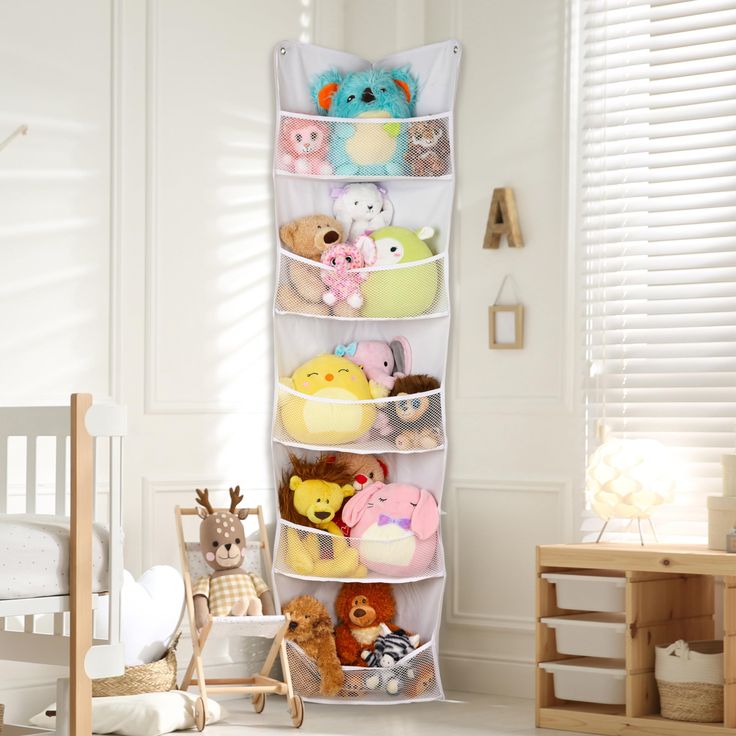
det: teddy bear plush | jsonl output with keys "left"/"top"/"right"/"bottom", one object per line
{"left": 277, "top": 214, "right": 344, "bottom": 316}
{"left": 334, "top": 582, "right": 403, "bottom": 666}
{"left": 331, "top": 182, "right": 394, "bottom": 241}
{"left": 388, "top": 374, "right": 443, "bottom": 450}
{"left": 311, "top": 67, "right": 419, "bottom": 176}
{"left": 404, "top": 119, "right": 451, "bottom": 177}
{"left": 282, "top": 595, "right": 344, "bottom": 696}
{"left": 191, "top": 487, "right": 275, "bottom": 630}
{"left": 278, "top": 118, "right": 333, "bottom": 175}
{"left": 278, "top": 454, "right": 367, "bottom": 578}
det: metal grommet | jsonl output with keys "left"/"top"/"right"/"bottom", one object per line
{"left": 280, "top": 47, "right": 287, "bottom": 55}
{"left": 453, "top": 45, "right": 459, "bottom": 54}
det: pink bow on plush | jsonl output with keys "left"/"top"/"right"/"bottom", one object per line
{"left": 378, "top": 514, "right": 411, "bottom": 530}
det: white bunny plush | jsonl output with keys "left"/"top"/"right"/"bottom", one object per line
{"left": 331, "top": 182, "right": 394, "bottom": 241}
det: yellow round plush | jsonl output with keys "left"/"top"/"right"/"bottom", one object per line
{"left": 279, "top": 354, "right": 377, "bottom": 445}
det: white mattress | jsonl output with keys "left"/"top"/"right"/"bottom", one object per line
{"left": 0, "top": 514, "right": 109, "bottom": 600}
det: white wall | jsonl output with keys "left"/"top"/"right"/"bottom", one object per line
{"left": 0, "top": 0, "right": 576, "bottom": 717}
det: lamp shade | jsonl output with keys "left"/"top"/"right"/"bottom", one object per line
{"left": 587, "top": 437, "right": 675, "bottom": 521}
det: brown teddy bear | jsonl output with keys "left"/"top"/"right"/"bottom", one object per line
{"left": 278, "top": 214, "right": 359, "bottom": 317}
{"left": 282, "top": 595, "right": 344, "bottom": 696}
{"left": 334, "top": 583, "right": 402, "bottom": 666}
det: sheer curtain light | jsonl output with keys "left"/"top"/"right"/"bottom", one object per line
{"left": 576, "top": 0, "right": 736, "bottom": 542}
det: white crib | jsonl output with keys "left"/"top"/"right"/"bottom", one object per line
{"left": 0, "top": 393, "right": 126, "bottom": 734}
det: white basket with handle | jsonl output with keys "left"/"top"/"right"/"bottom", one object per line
{"left": 655, "top": 640, "right": 723, "bottom": 722}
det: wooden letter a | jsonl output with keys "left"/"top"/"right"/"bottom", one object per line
{"left": 483, "top": 187, "right": 524, "bottom": 249}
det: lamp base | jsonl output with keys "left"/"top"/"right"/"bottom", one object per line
{"left": 595, "top": 516, "right": 658, "bottom": 546}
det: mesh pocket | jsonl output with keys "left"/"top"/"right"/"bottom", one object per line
{"left": 286, "top": 640, "right": 441, "bottom": 702}
{"left": 274, "top": 387, "right": 444, "bottom": 452}
{"left": 276, "top": 251, "right": 448, "bottom": 319}
{"left": 276, "top": 114, "right": 452, "bottom": 179}
{"left": 274, "top": 520, "right": 444, "bottom": 581}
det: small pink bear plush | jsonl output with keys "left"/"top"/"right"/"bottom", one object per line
{"left": 320, "top": 238, "right": 371, "bottom": 309}
{"left": 341, "top": 482, "right": 440, "bottom": 577}
{"left": 279, "top": 120, "right": 333, "bottom": 175}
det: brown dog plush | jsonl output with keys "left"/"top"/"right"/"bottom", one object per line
{"left": 334, "top": 583, "right": 401, "bottom": 666}
{"left": 278, "top": 214, "right": 352, "bottom": 316}
{"left": 283, "top": 595, "right": 344, "bottom": 696}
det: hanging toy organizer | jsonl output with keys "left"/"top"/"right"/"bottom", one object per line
{"left": 270, "top": 40, "right": 461, "bottom": 704}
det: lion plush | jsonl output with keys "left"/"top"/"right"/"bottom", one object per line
{"left": 278, "top": 454, "right": 367, "bottom": 578}
{"left": 388, "top": 374, "right": 442, "bottom": 450}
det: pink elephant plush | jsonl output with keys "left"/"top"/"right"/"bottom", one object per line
{"left": 320, "top": 239, "right": 371, "bottom": 309}
{"left": 334, "top": 337, "right": 412, "bottom": 391}
{"left": 341, "top": 482, "right": 440, "bottom": 576}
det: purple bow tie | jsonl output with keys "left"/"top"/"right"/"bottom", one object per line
{"left": 378, "top": 514, "right": 411, "bottom": 530}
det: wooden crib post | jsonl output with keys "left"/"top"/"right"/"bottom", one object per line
{"left": 70, "top": 393, "right": 94, "bottom": 736}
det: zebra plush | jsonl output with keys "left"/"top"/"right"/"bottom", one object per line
{"left": 362, "top": 623, "right": 420, "bottom": 695}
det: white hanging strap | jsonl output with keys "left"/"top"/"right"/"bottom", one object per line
{"left": 0, "top": 124, "right": 29, "bottom": 153}
{"left": 493, "top": 274, "right": 520, "bottom": 305}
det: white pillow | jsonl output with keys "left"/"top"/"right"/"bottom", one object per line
{"left": 94, "top": 566, "right": 185, "bottom": 665}
{"left": 30, "top": 692, "right": 223, "bottom": 736}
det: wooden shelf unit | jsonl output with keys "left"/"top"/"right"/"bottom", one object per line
{"left": 536, "top": 543, "right": 736, "bottom": 736}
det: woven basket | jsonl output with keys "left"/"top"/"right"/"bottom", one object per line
{"left": 656, "top": 640, "right": 723, "bottom": 723}
{"left": 92, "top": 635, "right": 179, "bottom": 698}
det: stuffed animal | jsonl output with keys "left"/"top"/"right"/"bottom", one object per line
{"left": 334, "top": 582, "right": 402, "bottom": 666}
{"left": 311, "top": 67, "right": 419, "bottom": 176}
{"left": 402, "top": 658, "right": 437, "bottom": 699}
{"left": 278, "top": 354, "right": 383, "bottom": 445}
{"left": 325, "top": 452, "right": 389, "bottom": 536}
{"left": 331, "top": 182, "right": 394, "bottom": 240}
{"left": 320, "top": 240, "right": 369, "bottom": 310}
{"left": 361, "top": 226, "right": 439, "bottom": 318}
{"left": 342, "top": 482, "right": 440, "bottom": 577}
{"left": 362, "top": 623, "right": 420, "bottom": 695}
{"left": 389, "top": 374, "right": 442, "bottom": 450}
{"left": 278, "top": 454, "right": 366, "bottom": 578}
{"left": 278, "top": 214, "right": 344, "bottom": 316}
{"left": 404, "top": 119, "right": 451, "bottom": 177}
{"left": 282, "top": 595, "right": 344, "bottom": 696}
{"left": 278, "top": 118, "right": 333, "bottom": 175}
{"left": 334, "top": 337, "right": 411, "bottom": 392}
{"left": 191, "top": 487, "right": 275, "bottom": 630}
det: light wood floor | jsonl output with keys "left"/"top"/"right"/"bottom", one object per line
{"left": 206, "top": 692, "right": 560, "bottom": 735}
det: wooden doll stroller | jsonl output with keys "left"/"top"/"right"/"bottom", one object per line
{"left": 175, "top": 499, "right": 303, "bottom": 729}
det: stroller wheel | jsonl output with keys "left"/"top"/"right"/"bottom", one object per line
{"left": 194, "top": 696, "right": 207, "bottom": 731}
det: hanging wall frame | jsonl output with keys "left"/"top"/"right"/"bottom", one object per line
{"left": 270, "top": 39, "right": 461, "bottom": 705}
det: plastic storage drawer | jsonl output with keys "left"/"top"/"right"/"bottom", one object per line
{"left": 541, "top": 613, "right": 626, "bottom": 659}
{"left": 540, "top": 658, "right": 626, "bottom": 704}
{"left": 541, "top": 572, "right": 626, "bottom": 613}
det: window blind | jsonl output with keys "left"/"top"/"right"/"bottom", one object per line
{"left": 578, "top": 0, "right": 736, "bottom": 541}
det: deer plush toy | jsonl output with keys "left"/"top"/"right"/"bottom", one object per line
{"left": 192, "top": 487, "right": 275, "bottom": 630}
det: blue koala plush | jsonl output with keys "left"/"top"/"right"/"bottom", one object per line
{"left": 311, "top": 67, "right": 419, "bottom": 176}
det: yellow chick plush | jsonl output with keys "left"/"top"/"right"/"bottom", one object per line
{"left": 279, "top": 354, "right": 380, "bottom": 445}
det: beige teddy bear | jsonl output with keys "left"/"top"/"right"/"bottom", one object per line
{"left": 277, "top": 214, "right": 360, "bottom": 317}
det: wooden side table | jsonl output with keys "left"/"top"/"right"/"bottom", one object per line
{"left": 536, "top": 543, "right": 736, "bottom": 735}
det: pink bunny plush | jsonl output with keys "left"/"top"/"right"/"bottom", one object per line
{"left": 320, "top": 239, "right": 370, "bottom": 309}
{"left": 341, "top": 482, "right": 440, "bottom": 576}
{"left": 334, "top": 337, "right": 412, "bottom": 392}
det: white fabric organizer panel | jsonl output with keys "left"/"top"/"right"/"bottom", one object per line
{"left": 270, "top": 39, "right": 460, "bottom": 704}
